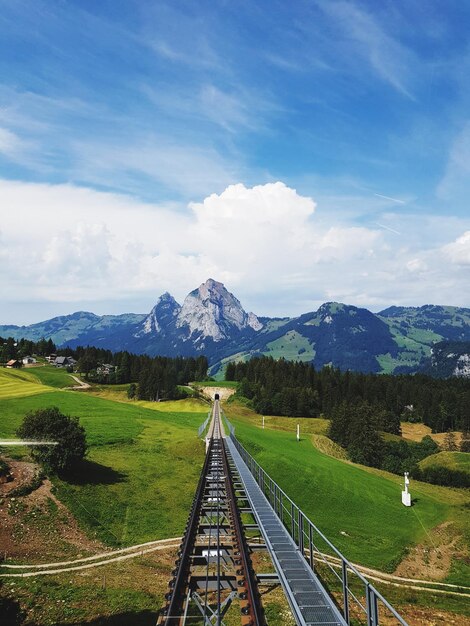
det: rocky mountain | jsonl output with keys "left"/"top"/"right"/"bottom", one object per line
{"left": 1, "top": 280, "right": 469, "bottom": 376}
{"left": 175, "top": 279, "right": 263, "bottom": 341}
{"left": 420, "top": 341, "right": 470, "bottom": 378}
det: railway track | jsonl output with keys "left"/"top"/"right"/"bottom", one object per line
{"left": 157, "top": 401, "right": 265, "bottom": 626}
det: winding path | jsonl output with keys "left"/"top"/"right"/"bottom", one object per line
{"left": 1, "top": 537, "right": 469, "bottom": 600}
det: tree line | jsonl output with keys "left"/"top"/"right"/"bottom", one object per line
{"left": 226, "top": 356, "right": 470, "bottom": 432}
{"left": 0, "top": 336, "right": 56, "bottom": 363}
{"left": 1, "top": 336, "right": 208, "bottom": 401}
{"left": 227, "top": 356, "right": 470, "bottom": 487}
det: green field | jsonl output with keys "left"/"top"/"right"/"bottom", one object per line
{"left": 265, "top": 330, "right": 316, "bottom": 361}
{"left": 0, "top": 370, "right": 207, "bottom": 545}
{"left": 28, "top": 365, "right": 77, "bottom": 388}
{"left": 0, "top": 368, "right": 49, "bottom": 400}
{"left": 2, "top": 369, "right": 469, "bottom": 572}
{"left": 224, "top": 403, "right": 468, "bottom": 573}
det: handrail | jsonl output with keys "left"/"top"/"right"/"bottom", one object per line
{"left": 197, "top": 410, "right": 211, "bottom": 437}
{"left": 226, "top": 418, "right": 409, "bottom": 626}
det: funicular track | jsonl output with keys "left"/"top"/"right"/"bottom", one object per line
{"left": 158, "top": 402, "right": 409, "bottom": 626}
{"left": 157, "top": 401, "right": 265, "bottom": 626}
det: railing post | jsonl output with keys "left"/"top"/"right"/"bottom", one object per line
{"left": 291, "top": 502, "right": 295, "bottom": 539}
{"left": 366, "top": 583, "right": 378, "bottom": 626}
{"left": 342, "top": 559, "right": 350, "bottom": 624}
{"left": 308, "top": 523, "right": 314, "bottom": 571}
{"left": 298, "top": 511, "right": 304, "bottom": 554}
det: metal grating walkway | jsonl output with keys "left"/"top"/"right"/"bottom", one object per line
{"left": 225, "top": 436, "right": 347, "bottom": 626}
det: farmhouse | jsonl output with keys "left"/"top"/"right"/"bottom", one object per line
{"left": 6, "top": 359, "right": 21, "bottom": 369}
{"left": 54, "top": 356, "right": 75, "bottom": 368}
{"left": 22, "top": 356, "right": 37, "bottom": 365}
{"left": 97, "top": 363, "right": 115, "bottom": 375}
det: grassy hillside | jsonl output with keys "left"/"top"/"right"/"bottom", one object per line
{"left": 0, "top": 368, "right": 50, "bottom": 400}
{"left": 224, "top": 402, "right": 468, "bottom": 573}
{"left": 28, "top": 365, "right": 77, "bottom": 388}
{"left": 0, "top": 370, "right": 207, "bottom": 545}
{"left": 420, "top": 451, "right": 470, "bottom": 473}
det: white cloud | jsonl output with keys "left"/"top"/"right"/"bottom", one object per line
{"left": 443, "top": 231, "right": 470, "bottom": 266}
{"left": 0, "top": 178, "right": 469, "bottom": 322}
{"left": 406, "top": 258, "right": 428, "bottom": 273}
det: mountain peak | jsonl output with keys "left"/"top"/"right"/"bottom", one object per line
{"left": 177, "top": 278, "right": 262, "bottom": 340}
{"left": 158, "top": 291, "right": 179, "bottom": 304}
{"left": 135, "top": 292, "right": 181, "bottom": 337}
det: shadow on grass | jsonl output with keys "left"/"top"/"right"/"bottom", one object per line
{"left": 1, "top": 597, "right": 25, "bottom": 625}
{"left": 0, "top": 601, "right": 156, "bottom": 626}
{"left": 61, "top": 459, "right": 126, "bottom": 485}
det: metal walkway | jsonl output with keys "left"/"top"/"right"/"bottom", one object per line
{"left": 225, "top": 436, "right": 347, "bottom": 626}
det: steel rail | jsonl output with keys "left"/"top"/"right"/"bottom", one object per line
{"left": 222, "top": 436, "right": 264, "bottom": 626}
{"left": 158, "top": 436, "right": 214, "bottom": 624}
{"left": 158, "top": 402, "right": 266, "bottom": 626}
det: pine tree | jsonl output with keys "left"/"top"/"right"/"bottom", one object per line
{"left": 443, "top": 430, "right": 458, "bottom": 452}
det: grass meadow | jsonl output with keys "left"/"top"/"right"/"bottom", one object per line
{"left": 28, "top": 365, "right": 77, "bottom": 388}
{"left": 0, "top": 370, "right": 208, "bottom": 545}
{"left": 223, "top": 401, "right": 469, "bottom": 574}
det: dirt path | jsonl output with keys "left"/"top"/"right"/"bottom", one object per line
{"left": 0, "top": 539, "right": 180, "bottom": 577}
{"left": 68, "top": 375, "right": 90, "bottom": 390}
{"left": 2, "top": 536, "right": 469, "bottom": 598}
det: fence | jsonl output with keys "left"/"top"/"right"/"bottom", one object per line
{"left": 197, "top": 411, "right": 212, "bottom": 438}
{"left": 227, "top": 420, "right": 409, "bottom": 626}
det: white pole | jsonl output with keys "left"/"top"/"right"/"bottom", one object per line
{"left": 262, "top": 416, "right": 265, "bottom": 429}
{"left": 297, "top": 424, "right": 300, "bottom": 441}
{"left": 0, "top": 440, "right": 58, "bottom": 446}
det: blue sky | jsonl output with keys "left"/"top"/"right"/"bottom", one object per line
{"left": 0, "top": 0, "right": 469, "bottom": 324}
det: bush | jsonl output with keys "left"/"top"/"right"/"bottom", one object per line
{"left": 420, "top": 465, "right": 470, "bottom": 488}
{"left": 127, "top": 382, "right": 137, "bottom": 399}
{"left": 16, "top": 407, "right": 87, "bottom": 473}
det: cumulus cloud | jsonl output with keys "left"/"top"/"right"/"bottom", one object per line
{"left": 443, "top": 231, "right": 470, "bottom": 266}
{"left": 0, "top": 178, "right": 468, "bottom": 322}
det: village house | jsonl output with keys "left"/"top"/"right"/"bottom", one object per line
{"left": 6, "top": 359, "right": 21, "bottom": 369}
{"left": 54, "top": 356, "right": 76, "bottom": 368}
{"left": 97, "top": 363, "right": 115, "bottom": 375}
{"left": 22, "top": 356, "right": 37, "bottom": 365}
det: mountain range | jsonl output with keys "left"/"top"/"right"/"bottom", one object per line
{"left": 2, "top": 279, "right": 470, "bottom": 376}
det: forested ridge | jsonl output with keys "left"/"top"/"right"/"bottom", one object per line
{"left": 226, "top": 357, "right": 470, "bottom": 432}
{"left": 226, "top": 357, "right": 470, "bottom": 486}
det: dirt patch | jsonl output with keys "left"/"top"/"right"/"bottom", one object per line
{"left": 396, "top": 606, "right": 470, "bottom": 626}
{"left": 0, "top": 457, "right": 104, "bottom": 564}
{"left": 394, "top": 522, "right": 465, "bottom": 581}
{"left": 401, "top": 423, "right": 463, "bottom": 447}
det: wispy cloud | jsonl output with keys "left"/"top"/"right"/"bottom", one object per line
{"left": 315, "top": 0, "right": 417, "bottom": 98}
{"left": 374, "top": 222, "right": 401, "bottom": 236}
{"left": 437, "top": 122, "right": 470, "bottom": 210}
{"left": 0, "top": 127, "right": 28, "bottom": 158}
{"left": 374, "top": 193, "right": 406, "bottom": 204}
